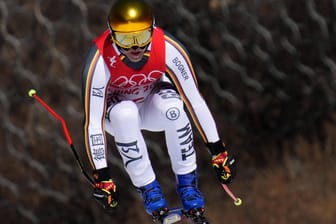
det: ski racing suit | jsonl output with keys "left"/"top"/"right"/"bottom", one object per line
{"left": 82, "top": 27, "right": 221, "bottom": 188}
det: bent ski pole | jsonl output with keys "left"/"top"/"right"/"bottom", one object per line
{"left": 222, "top": 184, "right": 242, "bottom": 206}
{"left": 28, "top": 89, "right": 95, "bottom": 187}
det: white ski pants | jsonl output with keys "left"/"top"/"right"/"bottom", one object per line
{"left": 104, "top": 88, "right": 197, "bottom": 187}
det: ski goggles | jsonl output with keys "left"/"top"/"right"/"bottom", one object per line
{"left": 112, "top": 28, "right": 152, "bottom": 49}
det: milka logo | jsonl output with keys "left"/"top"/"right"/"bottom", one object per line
{"left": 108, "top": 56, "right": 117, "bottom": 68}
{"left": 110, "top": 70, "right": 163, "bottom": 88}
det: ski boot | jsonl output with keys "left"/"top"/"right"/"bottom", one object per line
{"left": 137, "top": 179, "right": 169, "bottom": 222}
{"left": 177, "top": 170, "right": 209, "bottom": 223}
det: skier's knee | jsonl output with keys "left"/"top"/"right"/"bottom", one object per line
{"left": 108, "top": 101, "right": 139, "bottom": 125}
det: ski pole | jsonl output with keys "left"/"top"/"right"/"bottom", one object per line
{"left": 222, "top": 184, "right": 242, "bottom": 206}
{"left": 28, "top": 89, "right": 95, "bottom": 187}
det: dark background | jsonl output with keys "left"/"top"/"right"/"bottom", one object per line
{"left": 1, "top": 0, "right": 336, "bottom": 223}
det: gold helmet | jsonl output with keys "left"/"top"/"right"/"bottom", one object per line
{"left": 108, "top": 0, "right": 154, "bottom": 48}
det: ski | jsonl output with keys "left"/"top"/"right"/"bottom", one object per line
{"left": 183, "top": 208, "right": 210, "bottom": 224}
{"left": 156, "top": 207, "right": 210, "bottom": 224}
{"left": 161, "top": 208, "right": 183, "bottom": 224}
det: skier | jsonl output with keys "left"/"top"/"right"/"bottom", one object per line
{"left": 82, "top": 0, "right": 236, "bottom": 222}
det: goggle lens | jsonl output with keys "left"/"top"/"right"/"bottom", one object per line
{"left": 113, "top": 28, "right": 152, "bottom": 48}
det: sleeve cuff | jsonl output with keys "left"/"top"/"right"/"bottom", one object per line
{"left": 92, "top": 167, "right": 111, "bottom": 182}
{"left": 206, "top": 140, "right": 226, "bottom": 155}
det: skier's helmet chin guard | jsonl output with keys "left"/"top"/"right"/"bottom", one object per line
{"left": 108, "top": 0, "right": 154, "bottom": 49}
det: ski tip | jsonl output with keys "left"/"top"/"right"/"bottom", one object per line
{"left": 162, "top": 212, "right": 182, "bottom": 224}
{"left": 28, "top": 89, "right": 36, "bottom": 97}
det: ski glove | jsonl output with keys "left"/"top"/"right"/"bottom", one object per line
{"left": 92, "top": 167, "right": 118, "bottom": 211}
{"left": 207, "top": 141, "right": 236, "bottom": 184}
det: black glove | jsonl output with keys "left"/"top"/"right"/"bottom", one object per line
{"left": 207, "top": 141, "right": 236, "bottom": 184}
{"left": 92, "top": 167, "right": 118, "bottom": 211}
